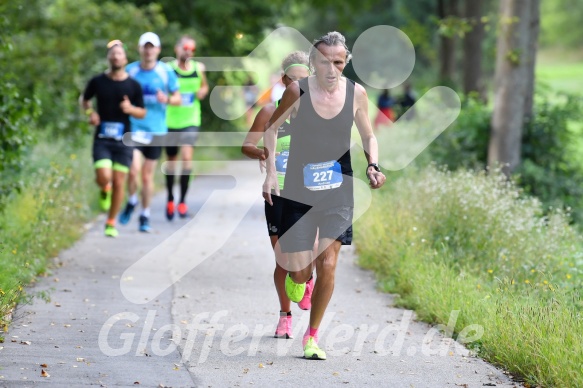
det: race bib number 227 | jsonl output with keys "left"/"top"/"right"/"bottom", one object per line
{"left": 303, "top": 160, "right": 343, "bottom": 191}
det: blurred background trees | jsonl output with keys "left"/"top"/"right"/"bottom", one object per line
{"left": 1, "top": 0, "right": 582, "bottom": 221}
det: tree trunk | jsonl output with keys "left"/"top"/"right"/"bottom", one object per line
{"left": 523, "top": 0, "right": 540, "bottom": 123}
{"left": 488, "top": 0, "right": 537, "bottom": 176}
{"left": 463, "top": 0, "right": 485, "bottom": 97}
{"left": 438, "top": 0, "right": 459, "bottom": 87}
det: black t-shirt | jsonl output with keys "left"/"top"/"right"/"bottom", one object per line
{"left": 83, "top": 73, "right": 144, "bottom": 139}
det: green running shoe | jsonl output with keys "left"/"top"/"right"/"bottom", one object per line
{"left": 104, "top": 224, "right": 119, "bottom": 238}
{"left": 285, "top": 273, "right": 306, "bottom": 303}
{"left": 303, "top": 336, "right": 326, "bottom": 360}
{"left": 99, "top": 189, "right": 112, "bottom": 212}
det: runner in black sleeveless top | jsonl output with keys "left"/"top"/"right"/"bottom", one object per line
{"left": 283, "top": 76, "right": 355, "bottom": 209}
{"left": 261, "top": 32, "right": 386, "bottom": 360}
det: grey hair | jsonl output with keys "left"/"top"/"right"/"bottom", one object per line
{"left": 309, "top": 31, "right": 352, "bottom": 67}
{"left": 281, "top": 51, "right": 310, "bottom": 72}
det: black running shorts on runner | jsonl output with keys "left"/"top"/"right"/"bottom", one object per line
{"left": 279, "top": 199, "right": 353, "bottom": 253}
{"left": 93, "top": 138, "right": 133, "bottom": 169}
{"left": 264, "top": 194, "right": 285, "bottom": 237}
{"left": 166, "top": 126, "right": 200, "bottom": 157}
{"left": 136, "top": 145, "right": 163, "bottom": 160}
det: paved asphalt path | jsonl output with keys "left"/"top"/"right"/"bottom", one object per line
{"left": 0, "top": 161, "right": 520, "bottom": 387}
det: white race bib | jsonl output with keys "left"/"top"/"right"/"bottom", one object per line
{"left": 98, "top": 122, "right": 124, "bottom": 140}
{"left": 303, "top": 160, "right": 343, "bottom": 191}
{"left": 181, "top": 92, "right": 195, "bottom": 107}
{"left": 131, "top": 130, "right": 153, "bottom": 145}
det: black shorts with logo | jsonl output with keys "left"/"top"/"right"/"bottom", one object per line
{"left": 264, "top": 194, "right": 285, "bottom": 237}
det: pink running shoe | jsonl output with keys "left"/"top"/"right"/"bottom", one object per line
{"left": 298, "top": 276, "right": 314, "bottom": 310}
{"left": 274, "top": 313, "right": 293, "bottom": 339}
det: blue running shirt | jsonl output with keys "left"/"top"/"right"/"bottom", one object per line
{"left": 126, "top": 61, "right": 179, "bottom": 135}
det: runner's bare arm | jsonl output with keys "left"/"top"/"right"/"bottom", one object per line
{"left": 196, "top": 62, "right": 209, "bottom": 100}
{"left": 262, "top": 81, "right": 301, "bottom": 205}
{"left": 79, "top": 93, "right": 94, "bottom": 112}
{"left": 241, "top": 104, "right": 276, "bottom": 160}
{"left": 79, "top": 94, "right": 100, "bottom": 126}
{"left": 119, "top": 95, "right": 146, "bottom": 119}
{"left": 168, "top": 90, "right": 182, "bottom": 106}
{"left": 354, "top": 83, "right": 386, "bottom": 189}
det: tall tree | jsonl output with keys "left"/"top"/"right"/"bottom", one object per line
{"left": 438, "top": 0, "right": 459, "bottom": 87}
{"left": 462, "top": 0, "right": 486, "bottom": 97}
{"left": 488, "top": 0, "right": 541, "bottom": 176}
{"left": 523, "top": 0, "right": 540, "bottom": 122}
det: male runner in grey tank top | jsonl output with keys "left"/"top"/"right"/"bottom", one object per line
{"left": 262, "top": 31, "right": 386, "bottom": 360}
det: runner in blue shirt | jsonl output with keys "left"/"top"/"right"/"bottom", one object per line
{"left": 119, "top": 32, "right": 181, "bottom": 232}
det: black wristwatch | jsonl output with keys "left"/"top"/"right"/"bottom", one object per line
{"left": 367, "top": 163, "right": 380, "bottom": 173}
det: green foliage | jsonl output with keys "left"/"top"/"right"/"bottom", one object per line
{"left": 356, "top": 166, "right": 583, "bottom": 386}
{"left": 7, "top": 0, "right": 173, "bottom": 141}
{"left": 0, "top": 79, "right": 39, "bottom": 209}
{"left": 518, "top": 92, "right": 583, "bottom": 223}
{"left": 540, "top": 0, "right": 583, "bottom": 48}
{"left": 437, "top": 15, "right": 472, "bottom": 39}
{"left": 426, "top": 93, "right": 491, "bottom": 170}
{"left": 127, "top": 0, "right": 289, "bottom": 56}
{"left": 0, "top": 139, "right": 95, "bottom": 328}
{"left": 0, "top": 3, "right": 40, "bottom": 210}
{"left": 427, "top": 90, "right": 583, "bottom": 223}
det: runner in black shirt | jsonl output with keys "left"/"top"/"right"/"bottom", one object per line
{"left": 81, "top": 40, "right": 145, "bottom": 237}
{"left": 262, "top": 32, "right": 386, "bottom": 360}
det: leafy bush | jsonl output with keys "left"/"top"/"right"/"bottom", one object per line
{"left": 426, "top": 93, "right": 491, "bottom": 170}
{"left": 518, "top": 92, "right": 583, "bottom": 223}
{"left": 426, "top": 90, "right": 583, "bottom": 224}
{"left": 0, "top": 7, "right": 40, "bottom": 211}
{"left": 0, "top": 139, "right": 95, "bottom": 328}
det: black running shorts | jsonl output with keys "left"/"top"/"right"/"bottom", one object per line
{"left": 278, "top": 198, "right": 353, "bottom": 253}
{"left": 93, "top": 138, "right": 133, "bottom": 170}
{"left": 264, "top": 194, "right": 285, "bottom": 237}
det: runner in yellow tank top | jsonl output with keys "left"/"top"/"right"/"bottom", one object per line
{"left": 165, "top": 35, "right": 209, "bottom": 220}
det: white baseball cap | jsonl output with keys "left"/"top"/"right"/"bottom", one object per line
{"left": 138, "top": 32, "right": 161, "bottom": 47}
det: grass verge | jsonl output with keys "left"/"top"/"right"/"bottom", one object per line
{"left": 355, "top": 165, "right": 583, "bottom": 387}
{"left": 0, "top": 138, "right": 96, "bottom": 334}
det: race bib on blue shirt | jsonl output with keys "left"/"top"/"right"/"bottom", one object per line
{"left": 143, "top": 91, "right": 158, "bottom": 105}
{"left": 131, "top": 130, "right": 153, "bottom": 145}
{"left": 303, "top": 160, "right": 343, "bottom": 191}
{"left": 98, "top": 122, "right": 124, "bottom": 140}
